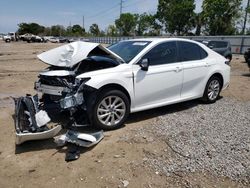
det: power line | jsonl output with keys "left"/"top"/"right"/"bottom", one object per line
{"left": 123, "top": 0, "right": 147, "bottom": 9}
{"left": 86, "top": 3, "right": 120, "bottom": 21}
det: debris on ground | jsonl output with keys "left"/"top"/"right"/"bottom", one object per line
{"left": 121, "top": 180, "right": 129, "bottom": 187}
{"left": 13, "top": 95, "right": 62, "bottom": 144}
{"left": 13, "top": 94, "right": 104, "bottom": 161}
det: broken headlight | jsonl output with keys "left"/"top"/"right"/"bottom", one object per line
{"left": 60, "top": 93, "right": 84, "bottom": 109}
{"left": 75, "top": 77, "right": 91, "bottom": 92}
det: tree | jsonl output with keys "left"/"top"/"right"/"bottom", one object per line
{"left": 192, "top": 13, "right": 204, "bottom": 36}
{"left": 115, "top": 13, "right": 137, "bottom": 36}
{"left": 51, "top": 25, "right": 66, "bottom": 36}
{"left": 202, "top": 0, "right": 242, "bottom": 35}
{"left": 18, "top": 22, "right": 45, "bottom": 35}
{"left": 157, "top": 0, "right": 195, "bottom": 35}
{"left": 107, "top": 25, "right": 118, "bottom": 36}
{"left": 43, "top": 27, "right": 51, "bottom": 36}
{"left": 71, "top": 24, "right": 85, "bottom": 36}
{"left": 135, "top": 13, "right": 153, "bottom": 36}
{"left": 89, "top": 23, "right": 100, "bottom": 36}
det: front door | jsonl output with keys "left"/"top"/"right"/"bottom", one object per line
{"left": 133, "top": 41, "right": 183, "bottom": 110}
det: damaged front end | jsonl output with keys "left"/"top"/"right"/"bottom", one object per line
{"left": 34, "top": 71, "right": 87, "bottom": 112}
{"left": 14, "top": 41, "right": 122, "bottom": 146}
{"left": 34, "top": 41, "right": 122, "bottom": 114}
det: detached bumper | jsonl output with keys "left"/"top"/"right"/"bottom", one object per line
{"left": 16, "top": 125, "right": 62, "bottom": 145}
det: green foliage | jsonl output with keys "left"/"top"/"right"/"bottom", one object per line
{"left": 192, "top": 13, "right": 204, "bottom": 36}
{"left": 202, "top": 0, "right": 242, "bottom": 35}
{"left": 157, "top": 0, "right": 195, "bottom": 35}
{"left": 50, "top": 25, "right": 66, "bottom": 37}
{"left": 18, "top": 23, "right": 45, "bottom": 35}
{"left": 247, "top": 6, "right": 250, "bottom": 13}
{"left": 115, "top": 13, "right": 137, "bottom": 36}
{"left": 16, "top": 0, "right": 245, "bottom": 38}
{"left": 107, "top": 25, "right": 118, "bottom": 36}
{"left": 134, "top": 13, "right": 152, "bottom": 35}
{"left": 70, "top": 24, "right": 85, "bottom": 36}
{"left": 89, "top": 23, "right": 100, "bottom": 36}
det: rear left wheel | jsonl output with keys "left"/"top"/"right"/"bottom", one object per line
{"left": 202, "top": 76, "right": 222, "bottom": 103}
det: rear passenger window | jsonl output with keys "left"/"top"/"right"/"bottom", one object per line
{"left": 178, "top": 41, "right": 207, "bottom": 61}
{"left": 200, "top": 48, "right": 208, "bottom": 59}
{"left": 143, "top": 41, "right": 177, "bottom": 65}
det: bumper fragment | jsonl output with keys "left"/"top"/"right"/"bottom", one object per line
{"left": 16, "top": 125, "right": 62, "bottom": 145}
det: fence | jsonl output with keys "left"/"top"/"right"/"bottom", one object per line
{"left": 87, "top": 36, "right": 250, "bottom": 54}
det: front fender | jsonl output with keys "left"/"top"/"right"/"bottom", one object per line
{"left": 83, "top": 72, "right": 135, "bottom": 109}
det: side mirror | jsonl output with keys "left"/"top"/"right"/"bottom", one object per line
{"left": 208, "top": 45, "right": 214, "bottom": 49}
{"left": 139, "top": 58, "right": 149, "bottom": 71}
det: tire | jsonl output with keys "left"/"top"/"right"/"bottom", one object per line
{"left": 202, "top": 76, "right": 222, "bottom": 103}
{"left": 91, "top": 89, "right": 130, "bottom": 130}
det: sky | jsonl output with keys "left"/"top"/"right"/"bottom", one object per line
{"left": 0, "top": 0, "right": 248, "bottom": 33}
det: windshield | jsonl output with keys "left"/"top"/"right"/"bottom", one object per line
{"left": 108, "top": 41, "right": 150, "bottom": 63}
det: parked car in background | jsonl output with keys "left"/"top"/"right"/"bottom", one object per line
{"left": 204, "top": 40, "right": 232, "bottom": 61}
{"left": 244, "top": 48, "right": 250, "bottom": 68}
{"left": 58, "top": 37, "right": 69, "bottom": 43}
{"left": 49, "top": 37, "right": 60, "bottom": 43}
{"left": 68, "top": 37, "right": 78, "bottom": 43}
{"left": 80, "top": 38, "right": 90, "bottom": 42}
{"left": 35, "top": 38, "right": 230, "bottom": 130}
{"left": 27, "top": 35, "right": 45, "bottom": 43}
{"left": 19, "top": 33, "right": 34, "bottom": 41}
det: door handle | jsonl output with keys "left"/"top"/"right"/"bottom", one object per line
{"left": 175, "top": 66, "right": 182, "bottom": 72}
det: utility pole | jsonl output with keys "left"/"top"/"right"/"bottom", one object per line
{"left": 119, "top": 0, "right": 124, "bottom": 36}
{"left": 82, "top": 16, "right": 85, "bottom": 30}
{"left": 242, "top": 0, "right": 250, "bottom": 34}
{"left": 120, "top": 0, "right": 124, "bottom": 18}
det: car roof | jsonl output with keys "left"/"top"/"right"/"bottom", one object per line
{"left": 124, "top": 37, "right": 203, "bottom": 45}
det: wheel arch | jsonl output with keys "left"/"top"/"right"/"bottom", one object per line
{"left": 210, "top": 72, "right": 224, "bottom": 88}
{"left": 98, "top": 83, "right": 131, "bottom": 105}
{"left": 202, "top": 72, "right": 224, "bottom": 96}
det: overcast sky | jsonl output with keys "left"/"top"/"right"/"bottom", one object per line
{"left": 0, "top": 0, "right": 248, "bottom": 33}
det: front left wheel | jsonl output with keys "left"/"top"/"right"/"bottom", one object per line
{"left": 91, "top": 89, "right": 130, "bottom": 130}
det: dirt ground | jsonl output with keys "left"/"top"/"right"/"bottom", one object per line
{"left": 0, "top": 40, "right": 249, "bottom": 188}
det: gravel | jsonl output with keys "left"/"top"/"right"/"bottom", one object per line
{"left": 125, "top": 97, "right": 250, "bottom": 183}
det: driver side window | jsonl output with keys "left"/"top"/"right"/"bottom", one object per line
{"left": 143, "top": 41, "right": 177, "bottom": 66}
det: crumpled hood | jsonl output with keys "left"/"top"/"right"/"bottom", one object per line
{"left": 37, "top": 41, "right": 124, "bottom": 67}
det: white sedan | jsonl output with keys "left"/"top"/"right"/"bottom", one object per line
{"left": 35, "top": 38, "right": 230, "bottom": 130}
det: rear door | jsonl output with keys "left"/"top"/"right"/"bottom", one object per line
{"left": 178, "top": 41, "right": 209, "bottom": 99}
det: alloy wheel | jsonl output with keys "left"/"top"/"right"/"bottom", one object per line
{"left": 207, "top": 79, "right": 220, "bottom": 101}
{"left": 97, "top": 96, "right": 126, "bottom": 127}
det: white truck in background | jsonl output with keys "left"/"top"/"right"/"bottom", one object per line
{"left": 3, "top": 32, "right": 18, "bottom": 42}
